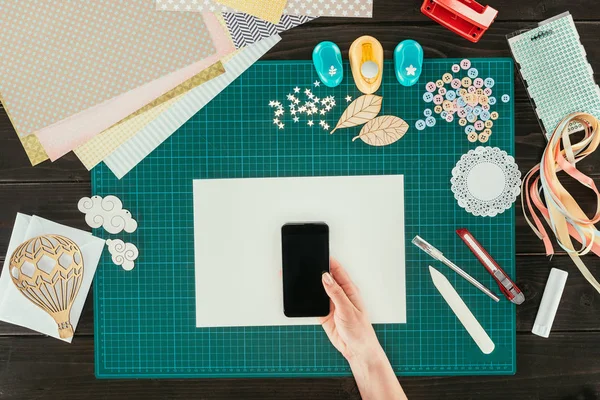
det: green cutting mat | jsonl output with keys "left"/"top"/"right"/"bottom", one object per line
{"left": 93, "top": 59, "right": 516, "bottom": 378}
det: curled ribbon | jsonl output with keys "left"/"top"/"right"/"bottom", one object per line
{"left": 522, "top": 113, "right": 600, "bottom": 293}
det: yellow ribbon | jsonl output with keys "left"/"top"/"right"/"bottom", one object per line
{"left": 522, "top": 113, "right": 600, "bottom": 293}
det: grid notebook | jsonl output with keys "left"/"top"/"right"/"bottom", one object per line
{"left": 93, "top": 59, "right": 516, "bottom": 378}
{"left": 508, "top": 12, "right": 600, "bottom": 138}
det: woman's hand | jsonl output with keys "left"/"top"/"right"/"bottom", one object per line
{"left": 319, "top": 258, "right": 384, "bottom": 363}
{"left": 320, "top": 258, "right": 408, "bottom": 400}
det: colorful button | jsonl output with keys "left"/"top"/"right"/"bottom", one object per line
{"left": 423, "top": 92, "right": 434, "bottom": 102}
{"left": 461, "top": 77, "right": 472, "bottom": 88}
{"left": 475, "top": 88, "right": 484, "bottom": 96}
{"left": 501, "top": 94, "right": 510, "bottom": 103}
{"left": 415, "top": 119, "right": 426, "bottom": 130}
{"left": 460, "top": 59, "right": 471, "bottom": 70}
{"left": 434, "top": 105, "right": 443, "bottom": 114}
{"left": 467, "top": 86, "right": 476, "bottom": 94}
{"left": 474, "top": 120, "right": 485, "bottom": 131}
{"left": 480, "top": 110, "right": 491, "bottom": 121}
{"left": 433, "top": 94, "right": 444, "bottom": 105}
{"left": 451, "top": 79, "right": 461, "bottom": 89}
{"left": 468, "top": 132, "right": 478, "bottom": 142}
{"left": 426, "top": 82, "right": 437, "bottom": 92}
{"left": 473, "top": 106, "right": 482, "bottom": 116}
{"left": 458, "top": 118, "right": 467, "bottom": 126}
{"left": 440, "top": 111, "right": 448, "bottom": 119}
{"left": 465, "top": 125, "right": 475, "bottom": 134}
{"left": 484, "top": 77, "right": 495, "bottom": 88}
{"left": 459, "top": 88, "right": 468, "bottom": 97}
{"left": 478, "top": 95, "right": 489, "bottom": 105}
{"left": 457, "top": 97, "right": 466, "bottom": 108}
{"left": 457, "top": 108, "right": 467, "bottom": 118}
{"left": 445, "top": 113, "right": 454, "bottom": 123}
{"left": 438, "top": 87, "right": 447, "bottom": 96}
{"left": 425, "top": 116, "right": 436, "bottom": 127}
{"left": 484, "top": 87, "right": 492, "bottom": 96}
{"left": 488, "top": 96, "right": 497, "bottom": 105}
{"left": 468, "top": 68, "right": 479, "bottom": 79}
{"left": 424, "top": 108, "right": 432, "bottom": 117}
{"left": 465, "top": 105, "right": 474, "bottom": 113}
{"left": 485, "top": 120, "right": 493, "bottom": 128}
{"left": 442, "top": 100, "right": 453, "bottom": 111}
{"left": 491, "top": 111, "right": 499, "bottom": 120}
{"left": 483, "top": 128, "right": 492, "bottom": 136}
{"left": 478, "top": 132, "right": 490, "bottom": 143}
{"left": 452, "top": 64, "right": 461, "bottom": 73}
{"left": 473, "top": 78, "right": 484, "bottom": 88}
{"left": 442, "top": 73, "right": 453, "bottom": 83}
{"left": 436, "top": 80, "right": 444, "bottom": 88}
{"left": 445, "top": 90, "right": 456, "bottom": 101}
{"left": 481, "top": 104, "right": 490, "bottom": 111}
{"left": 467, "top": 113, "right": 477, "bottom": 123}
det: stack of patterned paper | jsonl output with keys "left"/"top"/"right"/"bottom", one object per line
{"left": 0, "top": 0, "right": 373, "bottom": 179}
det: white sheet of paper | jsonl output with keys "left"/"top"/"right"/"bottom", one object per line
{"left": 193, "top": 175, "right": 406, "bottom": 328}
{"left": 0, "top": 214, "right": 105, "bottom": 342}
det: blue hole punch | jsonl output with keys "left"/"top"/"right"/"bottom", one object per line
{"left": 313, "top": 41, "right": 344, "bottom": 88}
{"left": 394, "top": 40, "right": 424, "bottom": 87}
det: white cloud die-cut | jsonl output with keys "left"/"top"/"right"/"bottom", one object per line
{"left": 77, "top": 195, "right": 138, "bottom": 234}
{"left": 106, "top": 239, "right": 139, "bottom": 271}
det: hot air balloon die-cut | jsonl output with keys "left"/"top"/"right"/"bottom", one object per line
{"left": 0, "top": 214, "right": 105, "bottom": 342}
{"left": 9, "top": 235, "right": 83, "bottom": 339}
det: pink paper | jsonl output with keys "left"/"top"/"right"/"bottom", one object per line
{"left": 36, "top": 13, "right": 235, "bottom": 161}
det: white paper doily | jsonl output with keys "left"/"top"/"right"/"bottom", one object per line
{"left": 451, "top": 147, "right": 521, "bottom": 217}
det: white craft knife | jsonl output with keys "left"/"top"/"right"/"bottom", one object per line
{"left": 429, "top": 266, "right": 495, "bottom": 354}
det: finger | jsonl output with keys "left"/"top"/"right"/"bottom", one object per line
{"left": 322, "top": 272, "right": 355, "bottom": 317}
{"left": 329, "top": 257, "right": 364, "bottom": 310}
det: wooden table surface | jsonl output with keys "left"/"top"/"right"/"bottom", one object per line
{"left": 1, "top": 1, "right": 600, "bottom": 399}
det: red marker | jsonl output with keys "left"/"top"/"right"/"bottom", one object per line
{"left": 456, "top": 228, "right": 525, "bottom": 305}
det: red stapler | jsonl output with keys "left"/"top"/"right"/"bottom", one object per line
{"left": 421, "top": 0, "right": 498, "bottom": 43}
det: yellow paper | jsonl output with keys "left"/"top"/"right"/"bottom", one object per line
{"left": 214, "top": 0, "right": 287, "bottom": 24}
{"left": 19, "top": 135, "right": 48, "bottom": 166}
{"left": 0, "top": 97, "right": 49, "bottom": 166}
{"left": 74, "top": 62, "right": 226, "bottom": 170}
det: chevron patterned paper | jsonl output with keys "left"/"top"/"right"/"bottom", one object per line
{"left": 224, "top": 13, "right": 315, "bottom": 49}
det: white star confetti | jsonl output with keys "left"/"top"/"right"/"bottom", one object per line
{"left": 287, "top": 94, "right": 296, "bottom": 101}
{"left": 323, "top": 123, "right": 330, "bottom": 131}
{"left": 294, "top": 98, "right": 300, "bottom": 104}
{"left": 320, "top": 109, "right": 326, "bottom": 115}
{"left": 319, "top": 120, "right": 326, "bottom": 127}
{"left": 293, "top": 87, "right": 301, "bottom": 93}
{"left": 278, "top": 123, "right": 285, "bottom": 130}
{"left": 304, "top": 89, "right": 312, "bottom": 96}
{"left": 269, "top": 100, "right": 276, "bottom": 107}
{"left": 273, "top": 118, "right": 280, "bottom": 125}
{"left": 307, "top": 120, "right": 314, "bottom": 126}
{"left": 293, "top": 116, "right": 300, "bottom": 123}
{"left": 298, "top": 106, "right": 307, "bottom": 113}
{"left": 345, "top": 95, "right": 352, "bottom": 102}
{"left": 314, "top": 97, "right": 320, "bottom": 103}
{"left": 314, "top": 80, "right": 321, "bottom": 87}
{"left": 275, "top": 109, "right": 284, "bottom": 117}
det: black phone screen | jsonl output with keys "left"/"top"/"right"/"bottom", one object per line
{"left": 281, "top": 223, "right": 330, "bottom": 317}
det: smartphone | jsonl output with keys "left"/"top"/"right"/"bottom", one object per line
{"left": 281, "top": 222, "right": 330, "bottom": 318}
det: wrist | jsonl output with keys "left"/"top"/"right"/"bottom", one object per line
{"left": 347, "top": 343, "right": 388, "bottom": 373}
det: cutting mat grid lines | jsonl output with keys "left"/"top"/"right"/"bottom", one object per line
{"left": 93, "top": 59, "right": 515, "bottom": 378}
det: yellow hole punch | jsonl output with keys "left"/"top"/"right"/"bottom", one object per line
{"left": 349, "top": 36, "right": 384, "bottom": 95}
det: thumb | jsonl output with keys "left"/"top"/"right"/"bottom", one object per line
{"left": 322, "top": 272, "right": 354, "bottom": 314}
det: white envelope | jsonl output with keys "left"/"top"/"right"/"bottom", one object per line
{"left": 0, "top": 214, "right": 105, "bottom": 342}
